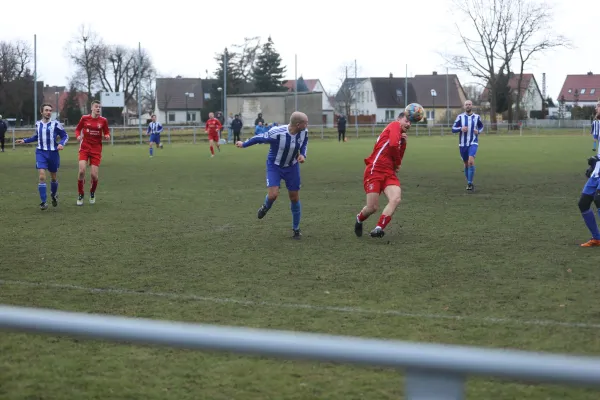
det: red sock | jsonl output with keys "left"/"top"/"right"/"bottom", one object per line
{"left": 77, "top": 179, "right": 85, "bottom": 195}
{"left": 357, "top": 211, "right": 368, "bottom": 222}
{"left": 91, "top": 179, "right": 98, "bottom": 193}
{"left": 210, "top": 145, "right": 214, "bottom": 155}
{"left": 377, "top": 214, "right": 392, "bottom": 230}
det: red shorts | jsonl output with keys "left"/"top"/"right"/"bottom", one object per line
{"left": 79, "top": 147, "right": 102, "bottom": 166}
{"left": 363, "top": 167, "right": 400, "bottom": 194}
{"left": 208, "top": 133, "right": 219, "bottom": 142}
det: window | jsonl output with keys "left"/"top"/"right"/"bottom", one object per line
{"left": 396, "top": 89, "right": 403, "bottom": 102}
{"left": 385, "top": 110, "right": 395, "bottom": 120}
{"left": 427, "top": 110, "right": 436, "bottom": 120}
{"left": 581, "top": 89, "right": 586, "bottom": 94}
{"left": 591, "top": 89, "right": 596, "bottom": 95}
{"left": 204, "top": 93, "right": 211, "bottom": 100}
{"left": 568, "top": 89, "right": 572, "bottom": 93}
{"left": 187, "top": 112, "right": 196, "bottom": 122}
{"left": 168, "top": 113, "right": 175, "bottom": 122}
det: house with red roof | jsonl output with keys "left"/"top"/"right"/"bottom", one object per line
{"left": 42, "top": 84, "right": 89, "bottom": 122}
{"left": 481, "top": 73, "right": 544, "bottom": 118}
{"left": 557, "top": 72, "right": 600, "bottom": 108}
{"left": 283, "top": 77, "right": 335, "bottom": 126}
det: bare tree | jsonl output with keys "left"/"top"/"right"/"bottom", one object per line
{"left": 443, "top": 0, "right": 520, "bottom": 129}
{"left": 0, "top": 40, "right": 35, "bottom": 122}
{"left": 95, "top": 45, "right": 155, "bottom": 106}
{"left": 332, "top": 62, "right": 363, "bottom": 117}
{"left": 0, "top": 40, "right": 31, "bottom": 84}
{"left": 445, "top": 0, "right": 567, "bottom": 128}
{"left": 463, "top": 84, "right": 484, "bottom": 104}
{"left": 161, "top": 90, "right": 173, "bottom": 125}
{"left": 66, "top": 25, "right": 104, "bottom": 105}
{"left": 141, "top": 79, "right": 156, "bottom": 115}
{"left": 508, "top": 1, "right": 568, "bottom": 121}
{"left": 230, "top": 36, "right": 261, "bottom": 83}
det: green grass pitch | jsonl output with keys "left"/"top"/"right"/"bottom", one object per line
{"left": 2, "top": 133, "right": 600, "bottom": 399}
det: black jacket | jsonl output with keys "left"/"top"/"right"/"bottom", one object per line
{"left": 0, "top": 120, "right": 7, "bottom": 136}
{"left": 231, "top": 118, "right": 243, "bottom": 133}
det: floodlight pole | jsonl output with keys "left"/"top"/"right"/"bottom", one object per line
{"left": 138, "top": 42, "right": 143, "bottom": 144}
{"left": 34, "top": 34, "right": 37, "bottom": 124}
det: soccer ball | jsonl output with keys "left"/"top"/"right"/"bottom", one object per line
{"left": 405, "top": 103, "right": 425, "bottom": 123}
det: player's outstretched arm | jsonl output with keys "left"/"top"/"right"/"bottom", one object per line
{"left": 238, "top": 132, "right": 274, "bottom": 148}
{"left": 20, "top": 131, "right": 39, "bottom": 144}
{"left": 451, "top": 116, "right": 462, "bottom": 133}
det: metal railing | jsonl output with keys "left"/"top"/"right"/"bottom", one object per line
{"left": 2, "top": 304, "right": 600, "bottom": 399}
{"left": 5, "top": 121, "right": 595, "bottom": 149}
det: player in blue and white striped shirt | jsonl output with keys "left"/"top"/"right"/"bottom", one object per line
{"left": 236, "top": 111, "right": 309, "bottom": 239}
{"left": 578, "top": 103, "right": 600, "bottom": 247}
{"left": 452, "top": 100, "right": 484, "bottom": 192}
{"left": 16, "top": 103, "right": 68, "bottom": 210}
{"left": 147, "top": 114, "right": 163, "bottom": 157}
{"left": 591, "top": 110, "right": 599, "bottom": 152}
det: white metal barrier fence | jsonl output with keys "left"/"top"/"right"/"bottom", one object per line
{"left": 2, "top": 305, "right": 600, "bottom": 399}
{"left": 5, "top": 121, "right": 596, "bottom": 149}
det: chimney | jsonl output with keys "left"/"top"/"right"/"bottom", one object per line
{"left": 588, "top": 71, "right": 593, "bottom": 76}
{"left": 389, "top": 72, "right": 393, "bottom": 78}
{"left": 432, "top": 71, "right": 438, "bottom": 75}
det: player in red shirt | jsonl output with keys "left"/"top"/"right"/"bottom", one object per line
{"left": 74, "top": 100, "right": 111, "bottom": 206}
{"left": 205, "top": 112, "right": 222, "bottom": 157}
{"left": 354, "top": 111, "right": 410, "bottom": 238}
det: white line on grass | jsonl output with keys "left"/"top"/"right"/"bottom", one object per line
{"left": 1, "top": 279, "right": 599, "bottom": 330}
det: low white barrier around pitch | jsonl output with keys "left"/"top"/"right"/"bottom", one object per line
{"left": 1, "top": 305, "right": 600, "bottom": 399}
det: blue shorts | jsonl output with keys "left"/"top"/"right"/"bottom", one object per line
{"left": 582, "top": 176, "right": 600, "bottom": 196}
{"left": 266, "top": 162, "right": 301, "bottom": 191}
{"left": 35, "top": 150, "right": 60, "bottom": 172}
{"left": 460, "top": 145, "right": 478, "bottom": 162}
{"left": 150, "top": 134, "right": 161, "bottom": 143}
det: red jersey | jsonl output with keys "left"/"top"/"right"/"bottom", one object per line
{"left": 75, "top": 115, "right": 110, "bottom": 148}
{"left": 364, "top": 121, "right": 407, "bottom": 173}
{"left": 205, "top": 118, "right": 222, "bottom": 135}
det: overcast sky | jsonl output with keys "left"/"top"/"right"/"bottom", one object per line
{"left": 1, "top": 0, "right": 595, "bottom": 100}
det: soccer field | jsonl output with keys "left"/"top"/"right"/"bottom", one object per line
{"left": 2, "top": 134, "right": 600, "bottom": 399}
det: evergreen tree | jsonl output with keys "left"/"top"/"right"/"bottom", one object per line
{"left": 295, "top": 76, "right": 309, "bottom": 92}
{"left": 62, "top": 83, "right": 82, "bottom": 125}
{"left": 494, "top": 71, "right": 511, "bottom": 114}
{"left": 252, "top": 36, "right": 287, "bottom": 92}
{"left": 205, "top": 48, "right": 245, "bottom": 118}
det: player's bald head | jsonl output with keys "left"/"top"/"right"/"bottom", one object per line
{"left": 288, "top": 111, "right": 308, "bottom": 134}
{"left": 290, "top": 111, "right": 308, "bottom": 125}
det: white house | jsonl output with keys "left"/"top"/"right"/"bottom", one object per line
{"left": 284, "top": 77, "right": 335, "bottom": 127}
{"left": 336, "top": 72, "right": 468, "bottom": 124}
{"left": 481, "top": 73, "right": 544, "bottom": 118}
{"left": 155, "top": 77, "right": 204, "bottom": 124}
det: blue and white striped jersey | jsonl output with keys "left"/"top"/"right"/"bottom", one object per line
{"left": 147, "top": 121, "right": 163, "bottom": 134}
{"left": 452, "top": 112, "right": 484, "bottom": 147}
{"left": 242, "top": 125, "right": 308, "bottom": 167}
{"left": 23, "top": 119, "right": 68, "bottom": 151}
{"left": 591, "top": 120, "right": 600, "bottom": 140}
